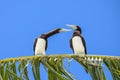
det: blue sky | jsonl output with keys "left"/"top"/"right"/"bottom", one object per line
{"left": 0, "top": 0, "right": 120, "bottom": 80}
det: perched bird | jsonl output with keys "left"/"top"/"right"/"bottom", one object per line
{"left": 66, "top": 24, "right": 87, "bottom": 56}
{"left": 33, "top": 28, "right": 71, "bottom": 56}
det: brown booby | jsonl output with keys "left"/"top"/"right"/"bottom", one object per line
{"left": 66, "top": 24, "right": 87, "bottom": 56}
{"left": 33, "top": 28, "right": 71, "bottom": 56}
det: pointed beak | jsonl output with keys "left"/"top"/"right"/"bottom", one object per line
{"left": 59, "top": 28, "right": 71, "bottom": 32}
{"left": 66, "top": 24, "right": 77, "bottom": 30}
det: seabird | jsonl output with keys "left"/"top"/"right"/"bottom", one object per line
{"left": 66, "top": 24, "right": 87, "bottom": 56}
{"left": 33, "top": 28, "right": 71, "bottom": 56}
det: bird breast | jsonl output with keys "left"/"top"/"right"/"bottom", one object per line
{"left": 72, "top": 36, "right": 85, "bottom": 53}
{"left": 35, "top": 38, "right": 46, "bottom": 55}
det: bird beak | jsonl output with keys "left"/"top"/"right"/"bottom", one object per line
{"left": 66, "top": 24, "right": 77, "bottom": 30}
{"left": 59, "top": 28, "right": 71, "bottom": 32}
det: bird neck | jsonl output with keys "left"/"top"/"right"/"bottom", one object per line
{"left": 73, "top": 31, "right": 81, "bottom": 36}
{"left": 45, "top": 29, "right": 59, "bottom": 38}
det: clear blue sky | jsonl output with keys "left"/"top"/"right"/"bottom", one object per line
{"left": 0, "top": 0, "right": 120, "bottom": 80}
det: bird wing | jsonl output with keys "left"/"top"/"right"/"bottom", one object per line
{"left": 81, "top": 36, "right": 87, "bottom": 54}
{"left": 70, "top": 38, "right": 74, "bottom": 52}
{"left": 45, "top": 39, "right": 48, "bottom": 51}
{"left": 33, "top": 38, "right": 37, "bottom": 52}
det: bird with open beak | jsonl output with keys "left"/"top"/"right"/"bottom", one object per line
{"left": 33, "top": 28, "right": 71, "bottom": 56}
{"left": 66, "top": 24, "right": 87, "bottom": 56}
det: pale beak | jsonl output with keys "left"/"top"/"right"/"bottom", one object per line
{"left": 66, "top": 24, "right": 77, "bottom": 30}
{"left": 59, "top": 28, "right": 71, "bottom": 32}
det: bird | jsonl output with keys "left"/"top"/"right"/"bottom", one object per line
{"left": 66, "top": 24, "right": 87, "bottom": 56}
{"left": 33, "top": 28, "right": 71, "bottom": 56}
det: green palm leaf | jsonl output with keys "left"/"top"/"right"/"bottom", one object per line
{"left": 0, "top": 54, "right": 120, "bottom": 80}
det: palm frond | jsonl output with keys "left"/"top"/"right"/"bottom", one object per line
{"left": 32, "top": 58, "right": 41, "bottom": 80}
{"left": 0, "top": 54, "right": 120, "bottom": 80}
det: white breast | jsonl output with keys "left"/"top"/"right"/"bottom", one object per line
{"left": 72, "top": 36, "right": 85, "bottom": 56}
{"left": 35, "top": 38, "right": 46, "bottom": 55}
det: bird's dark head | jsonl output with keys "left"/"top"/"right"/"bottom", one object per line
{"left": 66, "top": 24, "right": 82, "bottom": 34}
{"left": 39, "top": 28, "right": 71, "bottom": 39}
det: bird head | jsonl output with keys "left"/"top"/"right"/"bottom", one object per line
{"left": 40, "top": 28, "right": 71, "bottom": 39}
{"left": 66, "top": 24, "right": 82, "bottom": 33}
